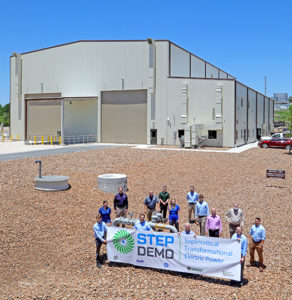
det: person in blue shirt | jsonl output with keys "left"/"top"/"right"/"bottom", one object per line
{"left": 187, "top": 186, "right": 199, "bottom": 223}
{"left": 134, "top": 213, "right": 152, "bottom": 231}
{"left": 248, "top": 217, "right": 266, "bottom": 272}
{"left": 179, "top": 223, "right": 196, "bottom": 237}
{"left": 93, "top": 214, "right": 108, "bottom": 268}
{"left": 99, "top": 201, "right": 112, "bottom": 225}
{"left": 231, "top": 226, "right": 248, "bottom": 286}
{"left": 144, "top": 190, "right": 159, "bottom": 221}
{"left": 168, "top": 198, "right": 180, "bottom": 231}
{"left": 195, "top": 194, "right": 209, "bottom": 236}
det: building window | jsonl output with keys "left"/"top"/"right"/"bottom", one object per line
{"left": 178, "top": 129, "right": 184, "bottom": 138}
{"left": 241, "top": 98, "right": 243, "bottom": 107}
{"left": 208, "top": 130, "right": 217, "bottom": 139}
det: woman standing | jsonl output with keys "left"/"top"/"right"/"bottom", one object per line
{"left": 168, "top": 198, "right": 180, "bottom": 231}
{"left": 98, "top": 200, "right": 112, "bottom": 225}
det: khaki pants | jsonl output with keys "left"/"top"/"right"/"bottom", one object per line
{"left": 197, "top": 216, "right": 207, "bottom": 236}
{"left": 250, "top": 239, "right": 264, "bottom": 266}
{"left": 116, "top": 207, "right": 126, "bottom": 217}
{"left": 147, "top": 208, "right": 155, "bottom": 221}
{"left": 188, "top": 203, "right": 196, "bottom": 221}
{"left": 229, "top": 223, "right": 240, "bottom": 238}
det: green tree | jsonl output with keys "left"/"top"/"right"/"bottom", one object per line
{"left": 2, "top": 103, "right": 9, "bottom": 114}
{"left": 0, "top": 104, "right": 2, "bottom": 116}
{"left": 289, "top": 96, "right": 292, "bottom": 103}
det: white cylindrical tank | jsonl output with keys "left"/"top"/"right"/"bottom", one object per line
{"left": 35, "top": 175, "right": 70, "bottom": 191}
{"left": 98, "top": 174, "right": 127, "bottom": 194}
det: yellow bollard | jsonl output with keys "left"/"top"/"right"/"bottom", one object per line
{"left": 10, "top": 134, "right": 12, "bottom": 141}
{"left": 17, "top": 134, "right": 19, "bottom": 141}
{"left": 48, "top": 135, "right": 50, "bottom": 144}
{"left": 54, "top": 136, "right": 56, "bottom": 142}
{"left": 2, "top": 135, "right": 4, "bottom": 142}
{"left": 59, "top": 136, "right": 61, "bottom": 145}
{"left": 50, "top": 136, "right": 53, "bottom": 145}
{"left": 41, "top": 136, "right": 44, "bottom": 145}
{"left": 34, "top": 136, "right": 36, "bottom": 145}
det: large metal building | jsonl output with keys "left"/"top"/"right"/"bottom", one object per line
{"left": 10, "top": 39, "right": 274, "bottom": 147}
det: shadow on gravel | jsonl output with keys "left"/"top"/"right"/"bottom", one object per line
{"left": 107, "top": 261, "right": 248, "bottom": 287}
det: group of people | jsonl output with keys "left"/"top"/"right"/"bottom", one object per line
{"left": 93, "top": 186, "right": 266, "bottom": 287}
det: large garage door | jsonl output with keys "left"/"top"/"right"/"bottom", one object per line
{"left": 101, "top": 90, "right": 147, "bottom": 144}
{"left": 27, "top": 100, "right": 61, "bottom": 139}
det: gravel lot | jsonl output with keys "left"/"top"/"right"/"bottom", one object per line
{"left": 0, "top": 146, "right": 291, "bottom": 299}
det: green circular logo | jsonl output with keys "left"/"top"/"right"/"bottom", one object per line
{"left": 113, "top": 230, "right": 135, "bottom": 254}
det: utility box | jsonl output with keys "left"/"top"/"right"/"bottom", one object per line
{"left": 184, "top": 124, "right": 191, "bottom": 148}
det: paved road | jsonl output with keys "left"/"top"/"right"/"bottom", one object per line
{"left": 0, "top": 144, "right": 120, "bottom": 162}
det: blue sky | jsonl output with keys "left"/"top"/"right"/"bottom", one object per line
{"left": 0, "top": 0, "right": 291, "bottom": 105}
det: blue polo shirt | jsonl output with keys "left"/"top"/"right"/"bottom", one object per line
{"left": 134, "top": 220, "right": 151, "bottom": 231}
{"left": 232, "top": 233, "right": 248, "bottom": 256}
{"left": 195, "top": 201, "right": 209, "bottom": 218}
{"left": 93, "top": 221, "right": 108, "bottom": 242}
{"left": 249, "top": 224, "right": 266, "bottom": 242}
{"left": 169, "top": 204, "right": 180, "bottom": 221}
{"left": 98, "top": 206, "right": 112, "bottom": 223}
{"left": 187, "top": 192, "right": 199, "bottom": 204}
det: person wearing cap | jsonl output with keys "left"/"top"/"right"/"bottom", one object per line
{"left": 186, "top": 186, "right": 199, "bottom": 223}
{"left": 144, "top": 190, "right": 159, "bottom": 221}
{"left": 231, "top": 226, "right": 248, "bottom": 286}
{"left": 225, "top": 203, "right": 245, "bottom": 238}
{"left": 205, "top": 208, "right": 222, "bottom": 237}
{"left": 247, "top": 217, "right": 266, "bottom": 272}
{"left": 195, "top": 194, "right": 209, "bottom": 236}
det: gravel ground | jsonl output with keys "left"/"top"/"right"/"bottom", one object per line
{"left": 0, "top": 146, "right": 291, "bottom": 299}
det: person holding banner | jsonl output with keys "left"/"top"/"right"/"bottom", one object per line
{"left": 195, "top": 194, "right": 209, "bottom": 236}
{"left": 144, "top": 190, "right": 159, "bottom": 221}
{"left": 93, "top": 214, "right": 108, "bottom": 268}
{"left": 134, "top": 213, "right": 152, "bottom": 231}
{"left": 168, "top": 198, "right": 180, "bottom": 231}
{"left": 231, "top": 226, "right": 247, "bottom": 286}
{"left": 205, "top": 208, "right": 222, "bottom": 237}
{"left": 248, "top": 218, "right": 266, "bottom": 272}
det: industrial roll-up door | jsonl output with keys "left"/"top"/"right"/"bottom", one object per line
{"left": 101, "top": 90, "right": 147, "bottom": 144}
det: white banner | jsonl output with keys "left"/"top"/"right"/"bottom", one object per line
{"left": 107, "top": 227, "right": 241, "bottom": 281}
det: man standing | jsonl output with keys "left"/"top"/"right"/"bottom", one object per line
{"left": 134, "top": 213, "right": 152, "bottom": 231}
{"left": 159, "top": 186, "right": 170, "bottom": 219}
{"left": 225, "top": 203, "right": 245, "bottom": 238}
{"left": 195, "top": 194, "right": 209, "bottom": 236}
{"left": 205, "top": 208, "right": 222, "bottom": 237}
{"left": 113, "top": 186, "right": 128, "bottom": 217}
{"left": 93, "top": 214, "right": 108, "bottom": 268}
{"left": 231, "top": 226, "right": 247, "bottom": 286}
{"left": 248, "top": 217, "right": 266, "bottom": 272}
{"left": 144, "top": 190, "right": 159, "bottom": 221}
{"left": 187, "top": 186, "right": 199, "bottom": 223}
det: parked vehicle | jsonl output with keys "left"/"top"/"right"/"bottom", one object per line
{"left": 259, "top": 132, "right": 291, "bottom": 141}
{"left": 258, "top": 138, "right": 292, "bottom": 150}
